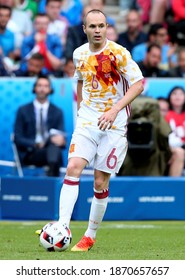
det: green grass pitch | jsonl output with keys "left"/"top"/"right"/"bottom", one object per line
{"left": 0, "top": 220, "right": 185, "bottom": 260}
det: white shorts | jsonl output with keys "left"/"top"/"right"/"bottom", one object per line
{"left": 68, "top": 126, "right": 128, "bottom": 174}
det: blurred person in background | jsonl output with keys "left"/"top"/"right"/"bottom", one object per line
{"left": 14, "top": 74, "right": 66, "bottom": 177}
{"left": 16, "top": 0, "right": 38, "bottom": 21}
{"left": 88, "top": 0, "right": 115, "bottom": 26}
{"left": 119, "top": 0, "right": 140, "bottom": 13}
{"left": 60, "top": 0, "right": 83, "bottom": 26}
{"left": 13, "top": 52, "right": 45, "bottom": 76}
{"left": 171, "top": 0, "right": 185, "bottom": 22}
{"left": 0, "top": 5, "right": 14, "bottom": 56}
{"left": 137, "top": 43, "right": 169, "bottom": 77}
{"left": 158, "top": 96, "right": 185, "bottom": 176}
{"left": 0, "top": 4, "right": 17, "bottom": 71}
{"left": 154, "top": 23, "right": 177, "bottom": 70}
{"left": 132, "top": 23, "right": 177, "bottom": 71}
{"left": 0, "top": 54, "right": 11, "bottom": 76}
{"left": 106, "top": 24, "right": 118, "bottom": 42}
{"left": 149, "top": 0, "right": 172, "bottom": 24}
{"left": 60, "top": 57, "right": 77, "bottom": 124}
{"left": 38, "top": 0, "right": 83, "bottom": 26}
{"left": 0, "top": 0, "right": 33, "bottom": 52}
{"left": 61, "top": 57, "right": 75, "bottom": 78}
{"left": 64, "top": 4, "right": 91, "bottom": 59}
{"left": 132, "top": 23, "right": 159, "bottom": 62}
{"left": 119, "top": 0, "right": 151, "bottom": 25}
{"left": 46, "top": 0, "right": 69, "bottom": 47}
{"left": 118, "top": 9, "right": 147, "bottom": 53}
{"left": 20, "top": 13, "right": 63, "bottom": 75}
{"left": 158, "top": 97, "right": 169, "bottom": 117}
{"left": 165, "top": 86, "right": 185, "bottom": 149}
{"left": 169, "top": 47, "right": 185, "bottom": 77}
{"left": 167, "top": 0, "right": 185, "bottom": 46}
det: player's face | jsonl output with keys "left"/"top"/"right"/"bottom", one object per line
{"left": 83, "top": 12, "right": 107, "bottom": 51}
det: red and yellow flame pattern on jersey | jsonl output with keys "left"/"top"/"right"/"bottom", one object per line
{"left": 73, "top": 40, "right": 143, "bottom": 130}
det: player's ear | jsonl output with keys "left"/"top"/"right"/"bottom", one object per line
{"left": 83, "top": 25, "right": 86, "bottom": 34}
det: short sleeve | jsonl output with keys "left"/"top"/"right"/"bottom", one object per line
{"left": 119, "top": 49, "right": 143, "bottom": 85}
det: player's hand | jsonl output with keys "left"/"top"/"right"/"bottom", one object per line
{"left": 98, "top": 107, "right": 119, "bottom": 130}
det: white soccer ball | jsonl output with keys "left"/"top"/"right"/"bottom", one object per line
{"left": 39, "top": 221, "right": 72, "bottom": 252}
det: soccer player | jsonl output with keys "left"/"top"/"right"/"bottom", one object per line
{"left": 59, "top": 9, "right": 144, "bottom": 252}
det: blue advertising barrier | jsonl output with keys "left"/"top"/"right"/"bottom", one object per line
{"left": 73, "top": 177, "right": 185, "bottom": 220}
{"left": 1, "top": 177, "right": 185, "bottom": 220}
{"left": 0, "top": 177, "right": 62, "bottom": 220}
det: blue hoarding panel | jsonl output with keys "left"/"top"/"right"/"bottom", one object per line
{"left": 1, "top": 177, "right": 62, "bottom": 220}
{"left": 72, "top": 177, "right": 185, "bottom": 221}
{"left": 1, "top": 177, "right": 185, "bottom": 221}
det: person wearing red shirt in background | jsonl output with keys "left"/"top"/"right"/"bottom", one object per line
{"left": 170, "top": 0, "right": 185, "bottom": 45}
{"left": 165, "top": 86, "right": 185, "bottom": 149}
{"left": 158, "top": 96, "right": 185, "bottom": 176}
{"left": 21, "top": 13, "right": 63, "bottom": 75}
{"left": 171, "top": 0, "right": 185, "bottom": 22}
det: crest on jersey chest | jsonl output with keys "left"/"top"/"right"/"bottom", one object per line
{"left": 102, "top": 59, "right": 111, "bottom": 73}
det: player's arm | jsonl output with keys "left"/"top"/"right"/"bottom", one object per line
{"left": 98, "top": 79, "right": 144, "bottom": 130}
{"left": 77, "top": 80, "right": 83, "bottom": 111}
{"left": 113, "top": 79, "right": 144, "bottom": 112}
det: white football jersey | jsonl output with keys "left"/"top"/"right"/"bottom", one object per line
{"left": 73, "top": 40, "right": 143, "bottom": 135}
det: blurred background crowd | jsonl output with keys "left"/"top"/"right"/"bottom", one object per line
{"left": 1, "top": 0, "right": 185, "bottom": 78}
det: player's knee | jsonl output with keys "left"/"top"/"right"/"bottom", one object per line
{"left": 94, "top": 176, "right": 109, "bottom": 191}
{"left": 66, "top": 160, "right": 82, "bottom": 177}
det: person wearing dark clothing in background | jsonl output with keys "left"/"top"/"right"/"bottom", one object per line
{"left": 14, "top": 74, "right": 66, "bottom": 176}
{"left": 118, "top": 9, "right": 147, "bottom": 53}
{"left": 13, "top": 53, "right": 45, "bottom": 77}
{"left": 137, "top": 43, "right": 169, "bottom": 77}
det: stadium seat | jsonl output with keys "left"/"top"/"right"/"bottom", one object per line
{"left": 0, "top": 159, "right": 23, "bottom": 177}
{"left": 11, "top": 134, "right": 49, "bottom": 177}
{"left": 0, "top": 134, "right": 24, "bottom": 177}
